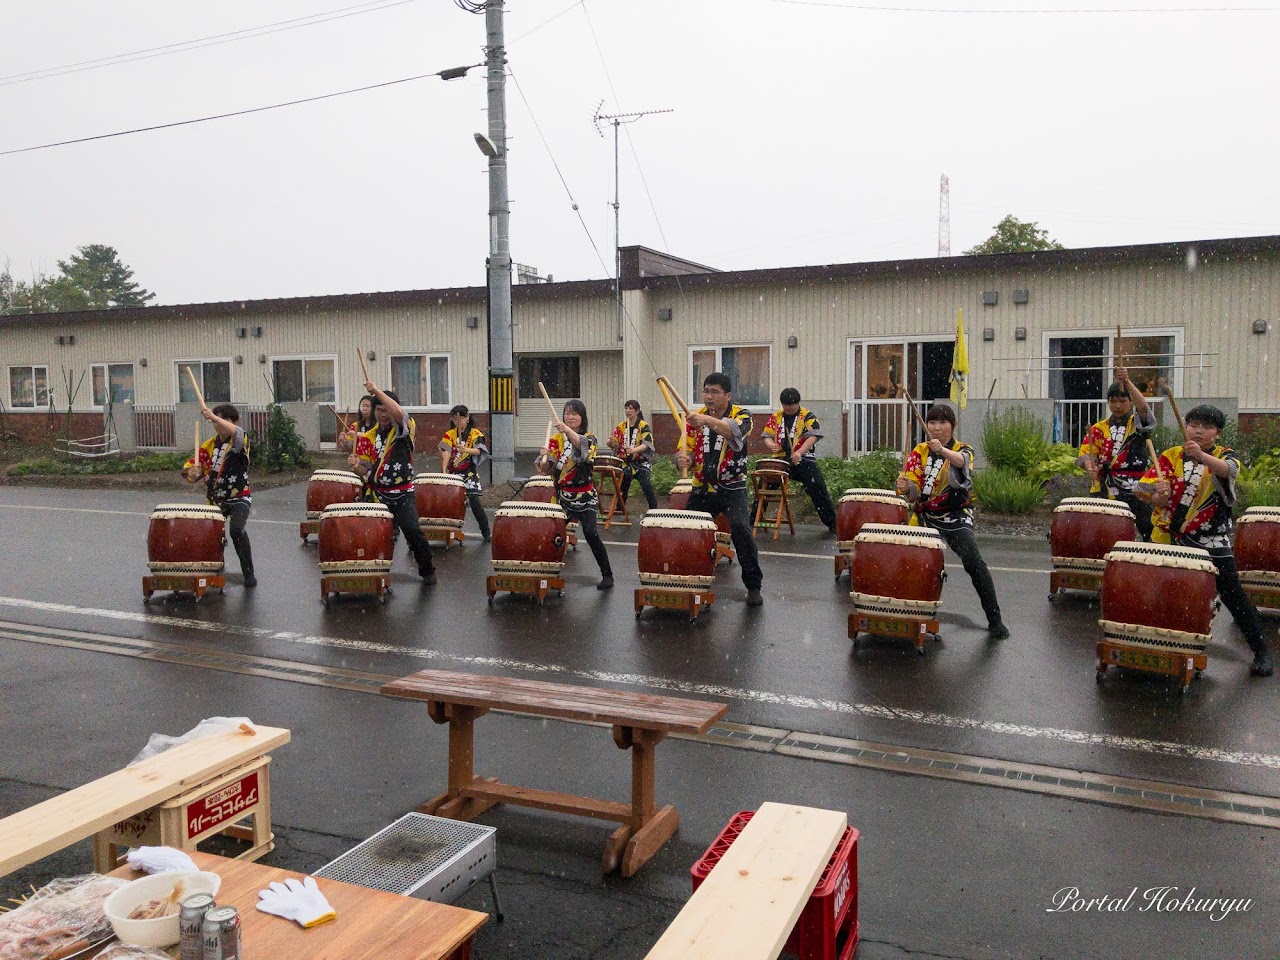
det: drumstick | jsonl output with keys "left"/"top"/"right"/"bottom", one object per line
{"left": 1146, "top": 438, "right": 1165, "bottom": 483}
{"left": 537, "top": 381, "right": 560, "bottom": 424}
{"left": 193, "top": 418, "right": 201, "bottom": 466}
{"left": 544, "top": 418, "right": 555, "bottom": 449}
{"left": 656, "top": 377, "right": 689, "bottom": 478}
{"left": 329, "top": 405, "right": 351, "bottom": 433}
{"left": 1162, "top": 385, "right": 1188, "bottom": 439}
{"left": 357, "top": 347, "right": 370, "bottom": 385}
{"left": 899, "top": 385, "right": 929, "bottom": 434}
{"left": 657, "top": 375, "right": 693, "bottom": 417}
{"left": 183, "top": 365, "right": 206, "bottom": 409}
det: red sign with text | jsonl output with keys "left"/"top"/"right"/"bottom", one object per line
{"left": 187, "top": 771, "right": 260, "bottom": 840}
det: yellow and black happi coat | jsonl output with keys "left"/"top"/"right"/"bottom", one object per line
{"left": 441, "top": 425, "right": 488, "bottom": 494}
{"left": 354, "top": 416, "right": 417, "bottom": 496}
{"left": 184, "top": 428, "right": 251, "bottom": 506}
{"left": 902, "top": 439, "right": 975, "bottom": 531}
{"left": 684, "top": 404, "right": 753, "bottom": 492}
{"left": 1078, "top": 411, "right": 1153, "bottom": 496}
{"left": 547, "top": 431, "right": 599, "bottom": 511}
{"left": 761, "top": 406, "right": 823, "bottom": 462}
{"left": 610, "top": 418, "right": 655, "bottom": 466}
{"left": 1137, "top": 444, "right": 1239, "bottom": 555}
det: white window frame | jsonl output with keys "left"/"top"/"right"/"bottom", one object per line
{"left": 7, "top": 364, "right": 50, "bottom": 409}
{"left": 90, "top": 362, "right": 136, "bottom": 410}
{"left": 844, "top": 335, "right": 954, "bottom": 403}
{"left": 688, "top": 343, "right": 772, "bottom": 412}
{"left": 1039, "top": 327, "right": 1183, "bottom": 399}
{"left": 175, "top": 357, "right": 234, "bottom": 404}
{"left": 388, "top": 352, "right": 452, "bottom": 410}
{"left": 267, "top": 354, "right": 339, "bottom": 407}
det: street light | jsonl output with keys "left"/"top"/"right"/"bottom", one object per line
{"left": 473, "top": 133, "right": 498, "bottom": 158}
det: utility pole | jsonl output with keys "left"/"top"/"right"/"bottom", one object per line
{"left": 593, "top": 106, "right": 673, "bottom": 343}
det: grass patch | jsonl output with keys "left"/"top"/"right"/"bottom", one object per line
{"left": 8, "top": 451, "right": 189, "bottom": 477}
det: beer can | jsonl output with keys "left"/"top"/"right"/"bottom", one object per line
{"left": 202, "top": 905, "right": 242, "bottom": 960}
{"left": 179, "top": 893, "right": 216, "bottom": 960}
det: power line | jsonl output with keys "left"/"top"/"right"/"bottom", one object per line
{"left": 772, "top": 1, "right": 1279, "bottom": 12}
{"left": 0, "top": 0, "right": 421, "bottom": 88}
{"left": 508, "top": 0, "right": 586, "bottom": 44}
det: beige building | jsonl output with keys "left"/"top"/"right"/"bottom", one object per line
{"left": 3, "top": 236, "right": 1276, "bottom": 460}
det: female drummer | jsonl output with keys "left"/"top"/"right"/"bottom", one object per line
{"left": 341, "top": 395, "right": 376, "bottom": 450}
{"left": 182, "top": 403, "right": 256, "bottom": 588}
{"left": 538, "top": 399, "right": 614, "bottom": 589}
{"left": 895, "top": 404, "right": 1008, "bottom": 638}
{"left": 609, "top": 400, "right": 658, "bottom": 511}
{"left": 438, "top": 404, "right": 492, "bottom": 543}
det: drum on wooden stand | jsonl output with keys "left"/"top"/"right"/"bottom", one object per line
{"left": 1047, "top": 497, "right": 1136, "bottom": 598}
{"left": 667, "top": 478, "right": 692, "bottom": 510}
{"left": 1235, "top": 507, "right": 1280, "bottom": 612}
{"left": 520, "top": 476, "right": 556, "bottom": 503}
{"left": 849, "top": 523, "right": 946, "bottom": 653}
{"left": 635, "top": 510, "right": 718, "bottom": 622}
{"left": 1098, "top": 541, "right": 1218, "bottom": 690}
{"left": 301, "top": 469, "right": 363, "bottom": 543}
{"left": 665, "top": 479, "right": 733, "bottom": 564}
{"left": 593, "top": 454, "right": 630, "bottom": 528}
{"left": 413, "top": 473, "right": 468, "bottom": 548}
{"left": 834, "top": 489, "right": 909, "bottom": 580}
{"left": 318, "top": 503, "right": 395, "bottom": 604}
{"left": 594, "top": 454, "right": 626, "bottom": 475}
{"left": 487, "top": 501, "right": 569, "bottom": 605}
{"left": 144, "top": 503, "right": 226, "bottom": 601}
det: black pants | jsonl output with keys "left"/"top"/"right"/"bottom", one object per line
{"left": 620, "top": 462, "right": 658, "bottom": 509}
{"left": 564, "top": 504, "right": 612, "bottom": 578}
{"left": 467, "top": 492, "right": 490, "bottom": 539}
{"left": 1208, "top": 553, "right": 1267, "bottom": 656}
{"left": 377, "top": 491, "right": 435, "bottom": 577}
{"left": 220, "top": 500, "right": 254, "bottom": 579}
{"left": 1101, "top": 488, "right": 1154, "bottom": 541}
{"left": 687, "top": 486, "right": 763, "bottom": 591}
{"left": 789, "top": 459, "right": 837, "bottom": 530}
{"left": 934, "top": 525, "right": 1002, "bottom": 629}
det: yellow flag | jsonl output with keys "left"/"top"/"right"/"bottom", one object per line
{"left": 949, "top": 308, "right": 969, "bottom": 409}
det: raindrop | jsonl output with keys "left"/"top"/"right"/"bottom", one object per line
{"left": 1185, "top": 247, "right": 1198, "bottom": 272}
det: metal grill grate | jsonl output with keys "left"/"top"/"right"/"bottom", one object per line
{"left": 314, "top": 813, "right": 497, "bottom": 905}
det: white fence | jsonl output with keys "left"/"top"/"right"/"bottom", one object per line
{"left": 845, "top": 399, "right": 932, "bottom": 455}
{"left": 133, "top": 405, "right": 175, "bottom": 449}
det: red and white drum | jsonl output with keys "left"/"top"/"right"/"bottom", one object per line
{"left": 850, "top": 523, "right": 946, "bottom": 621}
{"left": 752, "top": 458, "right": 791, "bottom": 487}
{"left": 318, "top": 503, "right": 395, "bottom": 576}
{"left": 305, "top": 469, "right": 363, "bottom": 520}
{"left": 1100, "top": 541, "right": 1218, "bottom": 656}
{"left": 836, "top": 489, "right": 909, "bottom": 556}
{"left": 490, "top": 502, "right": 568, "bottom": 575}
{"left": 594, "top": 454, "right": 626, "bottom": 474}
{"left": 1235, "top": 507, "right": 1280, "bottom": 603}
{"left": 520, "top": 476, "right": 557, "bottom": 503}
{"left": 147, "top": 504, "right": 225, "bottom": 575}
{"left": 638, "top": 510, "right": 717, "bottom": 590}
{"left": 667, "top": 478, "right": 693, "bottom": 510}
{"left": 413, "top": 473, "right": 468, "bottom": 530}
{"left": 1049, "top": 497, "right": 1136, "bottom": 578}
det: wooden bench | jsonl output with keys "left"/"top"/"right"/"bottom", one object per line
{"left": 0, "top": 725, "right": 290, "bottom": 878}
{"left": 381, "top": 670, "right": 727, "bottom": 878}
{"left": 645, "top": 802, "right": 847, "bottom": 960}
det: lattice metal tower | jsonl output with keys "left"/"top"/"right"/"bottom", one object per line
{"left": 937, "top": 174, "right": 951, "bottom": 257}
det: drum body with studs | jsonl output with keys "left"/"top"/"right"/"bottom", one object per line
{"left": 491, "top": 502, "right": 568, "bottom": 575}
{"left": 1100, "top": 541, "right": 1217, "bottom": 656}
{"left": 147, "top": 503, "right": 225, "bottom": 575}
{"left": 1235, "top": 507, "right": 1280, "bottom": 602}
{"left": 1049, "top": 497, "right": 1136, "bottom": 577}
{"left": 638, "top": 510, "right": 717, "bottom": 589}
{"left": 836, "top": 489, "right": 909, "bottom": 554}
{"left": 520, "top": 476, "right": 557, "bottom": 504}
{"left": 305, "top": 469, "right": 364, "bottom": 519}
{"left": 318, "top": 503, "right": 395, "bottom": 575}
{"left": 752, "top": 458, "right": 791, "bottom": 486}
{"left": 850, "top": 523, "right": 946, "bottom": 620}
{"left": 594, "top": 454, "right": 626, "bottom": 474}
{"left": 413, "top": 473, "right": 468, "bottom": 529}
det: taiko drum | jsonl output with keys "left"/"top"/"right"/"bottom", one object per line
{"left": 318, "top": 503, "right": 395, "bottom": 575}
{"left": 520, "top": 476, "right": 557, "bottom": 503}
{"left": 1049, "top": 497, "right": 1136, "bottom": 572}
{"left": 850, "top": 523, "right": 946, "bottom": 619}
{"left": 836, "top": 489, "right": 909, "bottom": 552}
{"left": 667, "top": 478, "right": 693, "bottom": 510}
{"left": 305, "top": 469, "right": 363, "bottom": 519}
{"left": 147, "top": 503, "right": 225, "bottom": 575}
{"left": 638, "top": 510, "right": 718, "bottom": 589}
{"left": 594, "top": 454, "right": 626, "bottom": 474}
{"left": 413, "top": 473, "right": 468, "bottom": 529}
{"left": 1101, "top": 541, "right": 1217, "bottom": 638}
{"left": 1235, "top": 507, "right": 1280, "bottom": 587}
{"left": 491, "top": 502, "right": 568, "bottom": 575}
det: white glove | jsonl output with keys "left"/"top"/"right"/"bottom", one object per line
{"left": 126, "top": 845, "right": 198, "bottom": 875}
{"left": 256, "top": 876, "right": 337, "bottom": 928}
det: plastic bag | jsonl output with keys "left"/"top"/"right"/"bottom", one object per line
{"left": 98, "top": 943, "right": 174, "bottom": 959}
{"left": 0, "top": 874, "right": 126, "bottom": 960}
{"left": 127, "top": 716, "right": 256, "bottom": 767}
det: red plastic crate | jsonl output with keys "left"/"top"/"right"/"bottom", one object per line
{"left": 691, "top": 810, "right": 860, "bottom": 960}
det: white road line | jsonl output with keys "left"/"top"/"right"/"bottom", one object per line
{"left": 2, "top": 595, "right": 1276, "bottom": 772}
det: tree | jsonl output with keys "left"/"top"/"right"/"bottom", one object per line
{"left": 54, "top": 244, "right": 155, "bottom": 309}
{"left": 964, "top": 215, "right": 1065, "bottom": 256}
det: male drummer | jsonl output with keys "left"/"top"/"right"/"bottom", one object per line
{"left": 350, "top": 381, "right": 437, "bottom": 585}
{"left": 182, "top": 403, "right": 256, "bottom": 588}
{"left": 1135, "top": 405, "right": 1272, "bottom": 676}
{"left": 675, "top": 372, "right": 764, "bottom": 606}
{"left": 1075, "top": 365, "right": 1156, "bottom": 539}
{"left": 895, "top": 404, "right": 1008, "bottom": 639}
{"left": 761, "top": 387, "right": 837, "bottom": 533}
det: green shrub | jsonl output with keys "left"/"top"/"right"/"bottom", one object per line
{"left": 1243, "top": 449, "right": 1280, "bottom": 481}
{"left": 982, "top": 407, "right": 1049, "bottom": 474}
{"left": 252, "top": 404, "right": 310, "bottom": 473}
{"left": 1239, "top": 478, "right": 1280, "bottom": 510}
{"left": 1027, "top": 442, "right": 1084, "bottom": 487}
{"left": 9, "top": 451, "right": 188, "bottom": 476}
{"left": 818, "top": 452, "right": 902, "bottom": 493}
{"left": 973, "top": 467, "right": 1044, "bottom": 514}
{"left": 649, "top": 457, "right": 680, "bottom": 496}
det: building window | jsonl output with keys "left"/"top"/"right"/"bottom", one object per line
{"left": 177, "top": 360, "right": 231, "bottom": 404}
{"left": 91, "top": 363, "right": 136, "bottom": 407}
{"left": 8, "top": 365, "right": 50, "bottom": 408}
{"left": 518, "top": 356, "right": 580, "bottom": 399}
{"left": 272, "top": 357, "right": 336, "bottom": 404}
{"left": 390, "top": 354, "right": 450, "bottom": 407}
{"left": 689, "top": 345, "right": 770, "bottom": 408}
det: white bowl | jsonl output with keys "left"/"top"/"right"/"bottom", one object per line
{"left": 103, "top": 870, "right": 222, "bottom": 948}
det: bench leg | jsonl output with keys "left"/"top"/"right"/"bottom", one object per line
{"left": 420, "top": 703, "right": 499, "bottom": 821}
{"left": 602, "top": 727, "right": 675, "bottom": 876}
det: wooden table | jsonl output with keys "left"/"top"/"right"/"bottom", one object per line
{"left": 108, "top": 851, "right": 486, "bottom": 960}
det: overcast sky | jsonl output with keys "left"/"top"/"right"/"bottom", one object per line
{"left": 3, "top": 0, "right": 1278, "bottom": 306}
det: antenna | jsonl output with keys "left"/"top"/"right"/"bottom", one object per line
{"left": 591, "top": 104, "right": 674, "bottom": 342}
{"left": 937, "top": 173, "right": 951, "bottom": 257}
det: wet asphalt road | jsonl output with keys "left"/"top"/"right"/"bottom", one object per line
{"left": 1, "top": 482, "right": 1277, "bottom": 959}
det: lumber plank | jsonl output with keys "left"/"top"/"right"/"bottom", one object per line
{"left": 644, "top": 802, "right": 846, "bottom": 960}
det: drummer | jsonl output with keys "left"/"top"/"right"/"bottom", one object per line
{"left": 1075, "top": 365, "right": 1156, "bottom": 539}
{"left": 760, "top": 387, "right": 837, "bottom": 534}
{"left": 349, "top": 381, "right": 437, "bottom": 585}
{"left": 675, "top": 372, "right": 764, "bottom": 607}
{"left": 537, "top": 399, "right": 615, "bottom": 590}
{"left": 181, "top": 403, "right": 256, "bottom": 588}
{"left": 608, "top": 400, "right": 658, "bottom": 512}
{"left": 1135, "top": 404, "right": 1272, "bottom": 677}
{"left": 895, "top": 404, "right": 1008, "bottom": 638}
{"left": 438, "top": 404, "right": 491, "bottom": 543}
{"left": 340, "top": 395, "right": 376, "bottom": 450}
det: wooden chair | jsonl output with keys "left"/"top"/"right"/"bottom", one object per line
{"left": 750, "top": 467, "right": 795, "bottom": 540}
